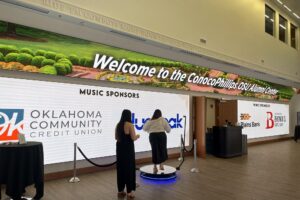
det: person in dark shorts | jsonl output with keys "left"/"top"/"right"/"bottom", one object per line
{"left": 143, "top": 109, "right": 171, "bottom": 173}
{"left": 115, "top": 109, "right": 140, "bottom": 198}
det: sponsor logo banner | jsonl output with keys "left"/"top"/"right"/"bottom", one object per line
{"left": 238, "top": 100, "right": 289, "bottom": 139}
{"left": 0, "top": 77, "right": 190, "bottom": 164}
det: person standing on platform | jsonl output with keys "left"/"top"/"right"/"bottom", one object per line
{"left": 143, "top": 109, "right": 171, "bottom": 173}
{"left": 115, "top": 109, "right": 140, "bottom": 199}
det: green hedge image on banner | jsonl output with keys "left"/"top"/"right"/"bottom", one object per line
{"left": 41, "top": 59, "right": 55, "bottom": 67}
{"left": 17, "top": 53, "right": 33, "bottom": 65}
{"left": 35, "top": 50, "right": 46, "bottom": 56}
{"left": 0, "top": 52, "right": 4, "bottom": 61}
{"left": 40, "top": 65, "right": 57, "bottom": 75}
{"left": 68, "top": 54, "right": 79, "bottom": 65}
{"left": 5, "top": 53, "right": 19, "bottom": 62}
{"left": 0, "top": 45, "right": 19, "bottom": 56}
{"left": 45, "top": 51, "right": 57, "bottom": 60}
{"left": 55, "top": 53, "right": 66, "bottom": 61}
{"left": 31, "top": 56, "right": 46, "bottom": 68}
{"left": 79, "top": 57, "right": 86, "bottom": 66}
{"left": 54, "top": 62, "right": 68, "bottom": 75}
{"left": 84, "top": 58, "right": 94, "bottom": 67}
{"left": 20, "top": 48, "right": 34, "bottom": 56}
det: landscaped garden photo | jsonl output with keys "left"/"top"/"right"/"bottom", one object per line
{"left": 0, "top": 20, "right": 295, "bottom": 101}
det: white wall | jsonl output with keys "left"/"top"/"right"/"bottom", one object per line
{"left": 19, "top": 0, "right": 300, "bottom": 83}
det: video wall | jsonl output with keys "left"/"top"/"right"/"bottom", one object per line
{"left": 238, "top": 100, "right": 289, "bottom": 139}
{"left": 0, "top": 77, "right": 190, "bottom": 164}
{"left": 0, "top": 20, "right": 295, "bottom": 101}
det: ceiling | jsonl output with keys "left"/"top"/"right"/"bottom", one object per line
{"left": 275, "top": 0, "right": 300, "bottom": 25}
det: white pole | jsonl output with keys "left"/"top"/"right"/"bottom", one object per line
{"left": 69, "top": 142, "right": 80, "bottom": 183}
{"left": 190, "top": 139, "right": 199, "bottom": 173}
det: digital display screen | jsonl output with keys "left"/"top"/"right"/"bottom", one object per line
{"left": 0, "top": 77, "right": 190, "bottom": 164}
{"left": 238, "top": 100, "right": 289, "bottom": 139}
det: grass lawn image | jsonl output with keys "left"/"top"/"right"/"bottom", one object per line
{"left": 0, "top": 20, "right": 295, "bottom": 101}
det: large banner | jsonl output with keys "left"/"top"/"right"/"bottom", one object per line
{"left": 0, "top": 20, "right": 295, "bottom": 101}
{"left": 0, "top": 77, "right": 190, "bottom": 164}
{"left": 237, "top": 100, "right": 289, "bottom": 139}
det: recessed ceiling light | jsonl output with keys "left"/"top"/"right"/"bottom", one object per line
{"left": 293, "top": 13, "right": 300, "bottom": 19}
{"left": 283, "top": 5, "right": 292, "bottom": 12}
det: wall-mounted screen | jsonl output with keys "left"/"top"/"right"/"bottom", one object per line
{"left": 0, "top": 20, "right": 295, "bottom": 101}
{"left": 238, "top": 100, "right": 289, "bottom": 139}
{"left": 0, "top": 77, "right": 190, "bottom": 164}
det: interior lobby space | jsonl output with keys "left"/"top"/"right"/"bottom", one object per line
{"left": 0, "top": 0, "right": 300, "bottom": 200}
{"left": 1, "top": 140, "right": 299, "bottom": 200}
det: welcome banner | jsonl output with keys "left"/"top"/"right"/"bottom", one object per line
{"left": 0, "top": 20, "right": 295, "bottom": 101}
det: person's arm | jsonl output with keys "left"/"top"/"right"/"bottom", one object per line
{"left": 142, "top": 120, "right": 150, "bottom": 132}
{"left": 129, "top": 123, "right": 140, "bottom": 141}
{"left": 115, "top": 126, "right": 118, "bottom": 141}
{"left": 163, "top": 118, "right": 171, "bottom": 133}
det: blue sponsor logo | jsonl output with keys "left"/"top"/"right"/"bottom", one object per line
{"left": 132, "top": 113, "right": 183, "bottom": 130}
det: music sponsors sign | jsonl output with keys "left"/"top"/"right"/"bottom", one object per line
{"left": 0, "top": 77, "right": 190, "bottom": 164}
{"left": 237, "top": 100, "right": 289, "bottom": 139}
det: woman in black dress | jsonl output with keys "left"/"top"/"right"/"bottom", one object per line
{"left": 115, "top": 109, "right": 140, "bottom": 198}
{"left": 143, "top": 109, "right": 171, "bottom": 173}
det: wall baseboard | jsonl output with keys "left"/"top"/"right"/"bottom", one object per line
{"left": 248, "top": 136, "right": 293, "bottom": 146}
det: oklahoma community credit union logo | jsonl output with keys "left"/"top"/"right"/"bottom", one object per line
{"left": 0, "top": 109, "right": 24, "bottom": 141}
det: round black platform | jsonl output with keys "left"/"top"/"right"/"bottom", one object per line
{"left": 140, "top": 165, "right": 177, "bottom": 180}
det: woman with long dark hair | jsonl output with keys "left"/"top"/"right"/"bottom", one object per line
{"left": 143, "top": 109, "right": 171, "bottom": 173}
{"left": 115, "top": 109, "right": 140, "bottom": 198}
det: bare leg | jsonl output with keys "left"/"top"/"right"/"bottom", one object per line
{"left": 153, "top": 164, "right": 158, "bottom": 173}
{"left": 127, "top": 192, "right": 135, "bottom": 198}
{"left": 159, "top": 163, "right": 164, "bottom": 170}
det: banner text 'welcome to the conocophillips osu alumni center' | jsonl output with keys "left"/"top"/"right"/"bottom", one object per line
{"left": 93, "top": 54, "right": 279, "bottom": 95}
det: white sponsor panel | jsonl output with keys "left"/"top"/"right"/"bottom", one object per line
{"left": 237, "top": 100, "right": 289, "bottom": 139}
{"left": 0, "top": 77, "right": 190, "bottom": 164}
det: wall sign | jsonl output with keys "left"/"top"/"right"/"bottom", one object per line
{"left": 0, "top": 20, "right": 295, "bottom": 100}
{"left": 0, "top": 77, "right": 190, "bottom": 164}
{"left": 238, "top": 100, "right": 289, "bottom": 139}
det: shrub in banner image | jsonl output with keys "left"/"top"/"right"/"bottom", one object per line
{"left": 0, "top": 45, "right": 19, "bottom": 56}
{"left": 41, "top": 59, "right": 55, "bottom": 67}
{"left": 31, "top": 56, "right": 45, "bottom": 68}
{"left": 39, "top": 65, "right": 57, "bottom": 75}
{"left": 84, "top": 58, "right": 94, "bottom": 67}
{"left": 20, "top": 48, "right": 34, "bottom": 56}
{"left": 35, "top": 50, "right": 46, "bottom": 56}
{"left": 0, "top": 52, "right": 4, "bottom": 61}
{"left": 58, "top": 62, "right": 71, "bottom": 73}
{"left": 68, "top": 54, "right": 79, "bottom": 65}
{"left": 54, "top": 62, "right": 68, "bottom": 75}
{"left": 45, "top": 51, "right": 57, "bottom": 60}
{"left": 55, "top": 53, "right": 67, "bottom": 61}
{"left": 5, "top": 53, "right": 19, "bottom": 62}
{"left": 79, "top": 57, "right": 86, "bottom": 66}
{"left": 58, "top": 58, "right": 73, "bottom": 72}
{"left": 17, "top": 53, "right": 33, "bottom": 65}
